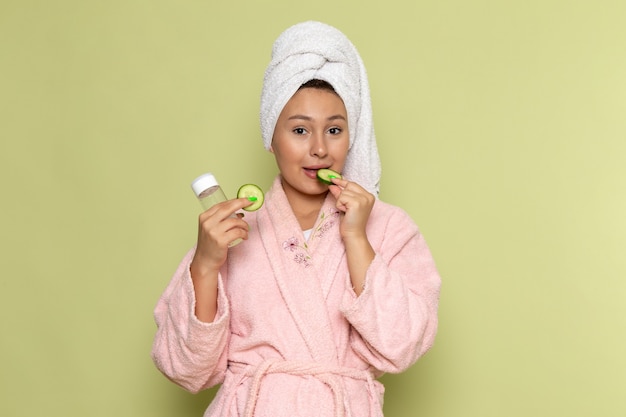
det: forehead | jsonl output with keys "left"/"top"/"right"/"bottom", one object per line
{"left": 281, "top": 88, "right": 347, "bottom": 116}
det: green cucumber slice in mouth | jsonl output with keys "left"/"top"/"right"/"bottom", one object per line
{"left": 237, "top": 184, "right": 264, "bottom": 211}
{"left": 316, "top": 168, "right": 342, "bottom": 185}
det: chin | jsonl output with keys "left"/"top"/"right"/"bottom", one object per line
{"left": 300, "top": 184, "right": 329, "bottom": 197}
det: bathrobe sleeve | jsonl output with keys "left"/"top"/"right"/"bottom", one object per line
{"left": 340, "top": 205, "right": 441, "bottom": 374}
{"left": 151, "top": 248, "right": 231, "bottom": 393}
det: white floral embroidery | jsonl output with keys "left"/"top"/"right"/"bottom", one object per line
{"left": 282, "top": 208, "right": 340, "bottom": 267}
{"left": 314, "top": 209, "right": 340, "bottom": 239}
{"left": 281, "top": 236, "right": 311, "bottom": 267}
{"left": 282, "top": 237, "right": 299, "bottom": 252}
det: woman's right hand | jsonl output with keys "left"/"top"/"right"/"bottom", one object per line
{"left": 190, "top": 197, "right": 253, "bottom": 279}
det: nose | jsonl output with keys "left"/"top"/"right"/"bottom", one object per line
{"left": 311, "top": 133, "right": 328, "bottom": 158}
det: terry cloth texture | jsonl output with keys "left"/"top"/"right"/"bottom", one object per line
{"left": 260, "top": 21, "right": 381, "bottom": 196}
{"left": 151, "top": 175, "right": 442, "bottom": 416}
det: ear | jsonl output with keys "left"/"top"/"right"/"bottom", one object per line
{"left": 269, "top": 144, "right": 275, "bottom": 154}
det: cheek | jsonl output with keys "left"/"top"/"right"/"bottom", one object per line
{"left": 272, "top": 143, "right": 298, "bottom": 169}
{"left": 274, "top": 139, "right": 307, "bottom": 160}
{"left": 331, "top": 140, "right": 350, "bottom": 162}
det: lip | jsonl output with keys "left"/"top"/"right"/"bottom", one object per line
{"left": 303, "top": 165, "right": 331, "bottom": 180}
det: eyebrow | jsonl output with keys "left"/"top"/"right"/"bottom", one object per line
{"left": 287, "top": 114, "right": 347, "bottom": 121}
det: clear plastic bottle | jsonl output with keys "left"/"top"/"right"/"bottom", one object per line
{"left": 191, "top": 173, "right": 242, "bottom": 247}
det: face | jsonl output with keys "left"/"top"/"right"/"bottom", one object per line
{"left": 271, "top": 87, "right": 349, "bottom": 200}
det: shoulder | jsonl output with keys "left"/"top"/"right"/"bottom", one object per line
{"left": 367, "top": 199, "right": 420, "bottom": 243}
{"left": 371, "top": 199, "right": 416, "bottom": 225}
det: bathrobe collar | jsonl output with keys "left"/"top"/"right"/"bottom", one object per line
{"left": 257, "top": 176, "right": 346, "bottom": 364}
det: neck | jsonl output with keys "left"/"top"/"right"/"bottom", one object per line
{"left": 282, "top": 185, "right": 327, "bottom": 230}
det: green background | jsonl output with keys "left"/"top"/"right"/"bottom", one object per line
{"left": 2, "top": 1, "right": 625, "bottom": 416}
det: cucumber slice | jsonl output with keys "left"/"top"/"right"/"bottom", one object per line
{"left": 237, "top": 184, "right": 264, "bottom": 211}
{"left": 316, "top": 168, "right": 342, "bottom": 185}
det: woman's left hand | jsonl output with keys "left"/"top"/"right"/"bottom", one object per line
{"left": 328, "top": 178, "right": 375, "bottom": 239}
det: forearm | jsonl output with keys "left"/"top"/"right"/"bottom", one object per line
{"left": 341, "top": 224, "right": 442, "bottom": 372}
{"left": 343, "top": 233, "right": 375, "bottom": 296}
{"left": 190, "top": 262, "right": 219, "bottom": 322}
{"left": 152, "top": 249, "right": 231, "bottom": 392}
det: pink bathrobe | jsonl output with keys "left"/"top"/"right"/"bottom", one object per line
{"left": 152, "top": 177, "right": 441, "bottom": 417}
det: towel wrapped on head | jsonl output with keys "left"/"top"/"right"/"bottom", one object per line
{"left": 260, "top": 21, "right": 381, "bottom": 196}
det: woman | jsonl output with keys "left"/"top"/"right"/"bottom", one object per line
{"left": 152, "top": 21, "right": 441, "bottom": 417}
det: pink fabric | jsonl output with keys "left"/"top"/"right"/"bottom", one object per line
{"left": 151, "top": 176, "right": 441, "bottom": 417}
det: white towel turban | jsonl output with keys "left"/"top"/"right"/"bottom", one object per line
{"left": 260, "top": 21, "right": 381, "bottom": 196}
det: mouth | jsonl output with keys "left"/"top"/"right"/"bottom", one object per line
{"left": 303, "top": 165, "right": 330, "bottom": 180}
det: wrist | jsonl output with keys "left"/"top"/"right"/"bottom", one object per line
{"left": 190, "top": 258, "right": 221, "bottom": 282}
{"left": 341, "top": 230, "right": 369, "bottom": 244}
{"left": 343, "top": 233, "right": 374, "bottom": 256}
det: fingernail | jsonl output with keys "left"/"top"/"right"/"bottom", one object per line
{"left": 247, "top": 196, "right": 258, "bottom": 201}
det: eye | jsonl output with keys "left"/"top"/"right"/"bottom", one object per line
{"left": 293, "top": 127, "right": 308, "bottom": 135}
{"left": 328, "top": 127, "right": 342, "bottom": 135}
